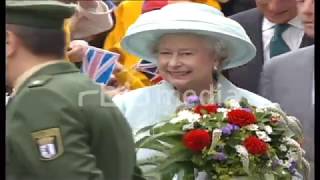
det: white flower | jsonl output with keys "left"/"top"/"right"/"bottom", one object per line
{"left": 213, "top": 129, "right": 222, "bottom": 137}
{"left": 244, "top": 124, "right": 259, "bottom": 131}
{"left": 170, "top": 117, "right": 183, "bottom": 124}
{"left": 210, "top": 129, "right": 222, "bottom": 149}
{"left": 264, "top": 125, "right": 273, "bottom": 134}
{"left": 255, "top": 107, "right": 266, "bottom": 113}
{"left": 279, "top": 144, "right": 287, "bottom": 152}
{"left": 202, "top": 114, "right": 210, "bottom": 119}
{"left": 286, "top": 150, "right": 299, "bottom": 161}
{"left": 256, "top": 131, "right": 271, "bottom": 142}
{"left": 282, "top": 137, "right": 306, "bottom": 155}
{"left": 282, "top": 137, "right": 301, "bottom": 148}
{"left": 182, "top": 123, "right": 194, "bottom": 131}
{"left": 235, "top": 145, "right": 248, "bottom": 157}
{"left": 217, "top": 108, "right": 229, "bottom": 113}
{"left": 224, "top": 99, "right": 241, "bottom": 108}
{"left": 266, "top": 160, "right": 272, "bottom": 167}
{"left": 217, "top": 108, "right": 229, "bottom": 118}
{"left": 235, "top": 145, "right": 250, "bottom": 175}
{"left": 266, "top": 103, "right": 282, "bottom": 110}
{"left": 170, "top": 110, "right": 200, "bottom": 123}
{"left": 271, "top": 112, "right": 283, "bottom": 120}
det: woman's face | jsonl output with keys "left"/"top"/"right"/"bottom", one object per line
{"left": 156, "top": 34, "right": 218, "bottom": 91}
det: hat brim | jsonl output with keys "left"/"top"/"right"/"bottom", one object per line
{"left": 121, "top": 21, "right": 256, "bottom": 70}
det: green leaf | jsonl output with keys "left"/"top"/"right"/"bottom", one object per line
{"left": 135, "top": 124, "right": 155, "bottom": 136}
{"left": 136, "top": 130, "right": 184, "bottom": 149}
{"left": 140, "top": 139, "right": 172, "bottom": 153}
{"left": 152, "top": 121, "right": 187, "bottom": 134}
{"left": 138, "top": 155, "right": 166, "bottom": 167}
{"left": 259, "top": 118, "right": 271, "bottom": 123}
{"left": 191, "top": 154, "right": 205, "bottom": 167}
{"left": 156, "top": 135, "right": 182, "bottom": 146}
{"left": 144, "top": 150, "right": 193, "bottom": 175}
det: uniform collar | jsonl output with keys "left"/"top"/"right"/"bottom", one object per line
{"left": 262, "top": 15, "right": 304, "bottom": 31}
{"left": 11, "top": 61, "right": 78, "bottom": 96}
{"left": 12, "top": 61, "right": 62, "bottom": 95}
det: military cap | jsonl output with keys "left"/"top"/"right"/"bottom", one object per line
{"left": 6, "top": 0, "right": 76, "bottom": 29}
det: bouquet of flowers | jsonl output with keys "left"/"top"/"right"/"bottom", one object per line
{"left": 136, "top": 97, "right": 310, "bottom": 180}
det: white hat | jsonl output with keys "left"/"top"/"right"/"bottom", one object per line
{"left": 121, "top": 2, "right": 256, "bottom": 70}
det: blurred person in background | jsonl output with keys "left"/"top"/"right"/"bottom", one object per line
{"left": 259, "top": 0, "right": 314, "bottom": 179}
{"left": 58, "top": 0, "right": 115, "bottom": 63}
{"left": 220, "top": 0, "right": 256, "bottom": 16}
{"left": 224, "top": 0, "right": 314, "bottom": 94}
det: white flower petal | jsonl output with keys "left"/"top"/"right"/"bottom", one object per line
{"left": 182, "top": 123, "right": 194, "bottom": 131}
{"left": 225, "top": 99, "right": 241, "bottom": 108}
{"left": 235, "top": 145, "right": 248, "bottom": 157}
{"left": 256, "top": 131, "right": 271, "bottom": 142}
{"left": 235, "top": 145, "right": 250, "bottom": 175}
{"left": 279, "top": 144, "right": 287, "bottom": 152}
{"left": 264, "top": 125, "right": 273, "bottom": 134}
{"left": 244, "top": 124, "right": 259, "bottom": 131}
{"left": 217, "top": 108, "right": 228, "bottom": 112}
{"left": 172, "top": 110, "right": 201, "bottom": 123}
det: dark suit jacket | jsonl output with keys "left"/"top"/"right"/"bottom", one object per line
{"left": 221, "top": 0, "right": 256, "bottom": 16}
{"left": 224, "top": 8, "right": 314, "bottom": 94}
{"left": 6, "top": 62, "right": 136, "bottom": 180}
{"left": 259, "top": 46, "right": 314, "bottom": 180}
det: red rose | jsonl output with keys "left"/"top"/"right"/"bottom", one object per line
{"left": 183, "top": 129, "right": 211, "bottom": 152}
{"left": 227, "top": 109, "right": 257, "bottom": 127}
{"left": 243, "top": 136, "right": 268, "bottom": 155}
{"left": 194, "top": 104, "right": 218, "bottom": 115}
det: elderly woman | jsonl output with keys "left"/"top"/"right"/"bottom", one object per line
{"left": 114, "top": 2, "right": 271, "bottom": 133}
{"left": 113, "top": 2, "right": 287, "bottom": 179}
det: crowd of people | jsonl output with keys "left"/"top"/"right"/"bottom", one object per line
{"left": 6, "top": 0, "right": 314, "bottom": 180}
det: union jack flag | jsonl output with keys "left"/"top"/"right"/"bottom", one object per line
{"left": 81, "top": 46, "right": 119, "bottom": 85}
{"left": 135, "top": 59, "right": 163, "bottom": 84}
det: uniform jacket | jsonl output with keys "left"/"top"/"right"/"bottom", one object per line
{"left": 259, "top": 45, "right": 314, "bottom": 180}
{"left": 225, "top": 8, "right": 314, "bottom": 94}
{"left": 6, "top": 61, "right": 136, "bottom": 180}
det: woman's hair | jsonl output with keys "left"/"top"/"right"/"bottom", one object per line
{"left": 200, "top": 34, "right": 228, "bottom": 71}
{"left": 152, "top": 32, "right": 229, "bottom": 70}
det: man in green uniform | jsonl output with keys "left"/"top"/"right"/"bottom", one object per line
{"left": 6, "top": 1, "right": 137, "bottom": 179}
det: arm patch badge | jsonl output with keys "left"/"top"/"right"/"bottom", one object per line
{"left": 32, "top": 128, "right": 64, "bottom": 160}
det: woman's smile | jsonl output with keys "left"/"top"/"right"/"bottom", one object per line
{"left": 167, "top": 70, "right": 192, "bottom": 77}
